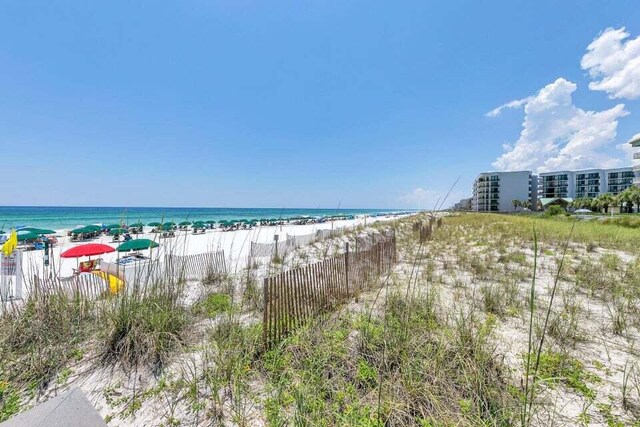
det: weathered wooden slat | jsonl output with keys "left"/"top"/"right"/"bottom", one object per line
{"left": 261, "top": 231, "right": 398, "bottom": 349}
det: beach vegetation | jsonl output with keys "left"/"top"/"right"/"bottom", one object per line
{"left": 3, "top": 212, "right": 640, "bottom": 425}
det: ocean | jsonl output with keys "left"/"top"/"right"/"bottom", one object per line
{"left": 0, "top": 206, "right": 410, "bottom": 231}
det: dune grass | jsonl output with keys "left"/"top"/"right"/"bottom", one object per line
{"left": 4, "top": 212, "right": 640, "bottom": 425}
{"left": 445, "top": 213, "right": 640, "bottom": 252}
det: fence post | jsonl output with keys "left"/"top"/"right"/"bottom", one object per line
{"left": 263, "top": 277, "right": 269, "bottom": 349}
{"left": 274, "top": 234, "right": 279, "bottom": 260}
{"left": 345, "top": 242, "right": 350, "bottom": 297}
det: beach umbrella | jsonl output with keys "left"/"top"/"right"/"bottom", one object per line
{"left": 116, "top": 239, "right": 159, "bottom": 252}
{"left": 83, "top": 225, "right": 102, "bottom": 232}
{"left": 61, "top": 243, "right": 115, "bottom": 258}
{"left": 204, "top": 220, "right": 216, "bottom": 224}
{"left": 18, "top": 228, "right": 56, "bottom": 235}
{"left": 179, "top": 221, "right": 192, "bottom": 226}
{"left": 17, "top": 232, "right": 40, "bottom": 242}
{"left": 162, "top": 224, "right": 175, "bottom": 231}
{"left": 193, "top": 221, "right": 205, "bottom": 227}
{"left": 109, "top": 228, "right": 128, "bottom": 236}
{"left": 163, "top": 222, "right": 176, "bottom": 228}
{"left": 106, "top": 223, "right": 127, "bottom": 229}
{"left": 129, "top": 222, "right": 145, "bottom": 228}
{"left": 71, "top": 226, "right": 92, "bottom": 234}
{"left": 148, "top": 222, "right": 162, "bottom": 227}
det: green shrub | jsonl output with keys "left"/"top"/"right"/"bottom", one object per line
{"left": 544, "top": 205, "right": 565, "bottom": 217}
{"left": 193, "top": 292, "right": 232, "bottom": 318}
{"left": 527, "top": 351, "right": 600, "bottom": 400}
{"left": 0, "top": 380, "right": 21, "bottom": 422}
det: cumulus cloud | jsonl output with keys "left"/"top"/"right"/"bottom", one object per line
{"left": 490, "top": 78, "right": 628, "bottom": 173}
{"left": 581, "top": 27, "right": 640, "bottom": 100}
{"left": 485, "top": 97, "right": 533, "bottom": 117}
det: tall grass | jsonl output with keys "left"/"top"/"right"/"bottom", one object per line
{"left": 0, "top": 282, "right": 96, "bottom": 390}
{"left": 100, "top": 279, "right": 189, "bottom": 373}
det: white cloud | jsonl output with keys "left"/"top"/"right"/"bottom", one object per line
{"left": 485, "top": 97, "right": 533, "bottom": 117}
{"left": 581, "top": 27, "right": 640, "bottom": 100}
{"left": 491, "top": 78, "right": 628, "bottom": 173}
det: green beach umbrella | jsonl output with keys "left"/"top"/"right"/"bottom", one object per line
{"left": 193, "top": 221, "right": 205, "bottom": 226}
{"left": 106, "top": 223, "right": 126, "bottom": 229}
{"left": 179, "top": 221, "right": 192, "bottom": 226}
{"left": 17, "top": 232, "right": 41, "bottom": 242}
{"left": 71, "top": 226, "right": 94, "bottom": 234}
{"left": 129, "top": 222, "right": 145, "bottom": 228}
{"left": 148, "top": 221, "right": 162, "bottom": 227}
{"left": 116, "top": 239, "right": 159, "bottom": 252}
{"left": 163, "top": 222, "right": 176, "bottom": 227}
{"left": 83, "top": 225, "right": 102, "bottom": 232}
{"left": 109, "top": 228, "right": 128, "bottom": 236}
{"left": 18, "top": 228, "right": 56, "bottom": 235}
{"left": 204, "top": 220, "right": 216, "bottom": 224}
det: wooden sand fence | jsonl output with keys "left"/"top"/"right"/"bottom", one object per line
{"left": 28, "top": 273, "right": 109, "bottom": 300}
{"left": 262, "top": 231, "right": 397, "bottom": 348}
{"left": 18, "top": 250, "right": 227, "bottom": 301}
{"left": 413, "top": 216, "right": 443, "bottom": 243}
{"left": 249, "top": 226, "right": 354, "bottom": 259}
{"left": 163, "top": 250, "right": 227, "bottom": 282}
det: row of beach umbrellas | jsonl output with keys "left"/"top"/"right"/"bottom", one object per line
{"left": 60, "top": 239, "right": 159, "bottom": 258}
{"left": 4, "top": 215, "right": 353, "bottom": 242}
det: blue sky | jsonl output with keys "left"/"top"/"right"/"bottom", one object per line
{"left": 1, "top": 1, "right": 639, "bottom": 209}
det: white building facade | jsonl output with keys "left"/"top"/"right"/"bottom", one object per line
{"left": 538, "top": 167, "right": 634, "bottom": 199}
{"left": 472, "top": 171, "right": 537, "bottom": 212}
{"left": 630, "top": 134, "right": 640, "bottom": 186}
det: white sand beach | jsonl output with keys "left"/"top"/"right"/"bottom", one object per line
{"left": 19, "top": 214, "right": 406, "bottom": 281}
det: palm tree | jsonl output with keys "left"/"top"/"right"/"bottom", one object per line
{"left": 583, "top": 197, "right": 594, "bottom": 211}
{"left": 569, "top": 198, "right": 581, "bottom": 210}
{"left": 613, "top": 193, "right": 623, "bottom": 213}
{"left": 512, "top": 199, "right": 521, "bottom": 211}
{"left": 629, "top": 187, "right": 640, "bottom": 213}
{"left": 596, "top": 193, "right": 614, "bottom": 214}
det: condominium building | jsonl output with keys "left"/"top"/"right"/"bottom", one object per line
{"left": 472, "top": 171, "right": 537, "bottom": 212}
{"left": 452, "top": 197, "right": 472, "bottom": 211}
{"left": 630, "top": 134, "right": 640, "bottom": 186}
{"left": 538, "top": 167, "right": 634, "bottom": 199}
{"left": 539, "top": 171, "right": 572, "bottom": 198}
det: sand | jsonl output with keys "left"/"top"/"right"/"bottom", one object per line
{"left": 19, "top": 215, "right": 404, "bottom": 280}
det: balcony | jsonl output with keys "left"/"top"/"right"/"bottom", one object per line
{"left": 634, "top": 152, "right": 640, "bottom": 159}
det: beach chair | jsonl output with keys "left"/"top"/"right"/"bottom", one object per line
{"left": 77, "top": 260, "right": 97, "bottom": 274}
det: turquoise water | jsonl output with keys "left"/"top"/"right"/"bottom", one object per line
{"left": 0, "top": 206, "right": 410, "bottom": 231}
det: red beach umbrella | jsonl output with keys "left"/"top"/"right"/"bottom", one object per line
{"left": 60, "top": 243, "right": 115, "bottom": 258}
